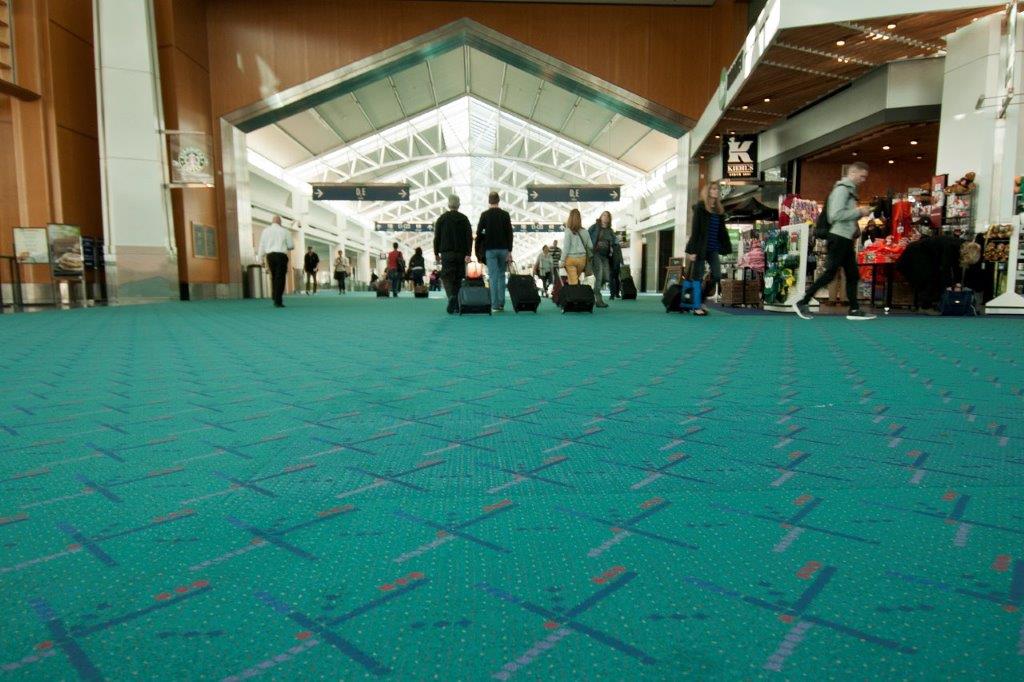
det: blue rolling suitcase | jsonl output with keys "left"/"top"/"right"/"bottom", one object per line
{"left": 679, "top": 279, "right": 702, "bottom": 312}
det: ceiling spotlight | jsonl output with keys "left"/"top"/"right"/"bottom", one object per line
{"left": 916, "top": 155, "right": 923, "bottom": 160}
{"left": 742, "top": 105, "right": 749, "bottom": 110}
{"left": 836, "top": 40, "right": 846, "bottom": 47}
{"left": 763, "top": 97, "right": 771, "bottom": 103}
{"left": 882, "top": 35, "right": 890, "bottom": 40}
{"left": 910, "top": 140, "right": 918, "bottom": 145}
{"left": 887, "top": 23, "right": 897, "bottom": 29}
{"left": 882, "top": 145, "right": 890, "bottom": 150}
{"left": 888, "top": 159, "right": 895, "bottom": 164}
{"left": 852, "top": 152, "right": 858, "bottom": 156}
{"left": 715, "top": 134, "right": 721, "bottom": 139}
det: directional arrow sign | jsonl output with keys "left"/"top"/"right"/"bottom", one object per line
{"left": 525, "top": 185, "right": 621, "bottom": 203}
{"left": 311, "top": 183, "right": 411, "bottom": 202}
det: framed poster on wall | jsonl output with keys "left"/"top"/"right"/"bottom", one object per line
{"left": 46, "top": 224, "right": 84, "bottom": 278}
{"left": 13, "top": 227, "right": 49, "bottom": 264}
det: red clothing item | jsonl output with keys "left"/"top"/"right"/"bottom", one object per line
{"left": 387, "top": 250, "right": 402, "bottom": 270}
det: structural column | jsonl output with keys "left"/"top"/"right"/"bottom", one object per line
{"left": 936, "top": 11, "right": 1024, "bottom": 225}
{"left": 673, "top": 135, "right": 691, "bottom": 257}
{"left": 93, "top": 0, "right": 177, "bottom": 302}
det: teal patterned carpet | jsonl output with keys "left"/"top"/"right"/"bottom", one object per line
{"left": 0, "top": 293, "right": 1022, "bottom": 680}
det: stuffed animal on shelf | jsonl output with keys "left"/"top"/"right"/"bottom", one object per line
{"left": 946, "top": 171, "right": 977, "bottom": 195}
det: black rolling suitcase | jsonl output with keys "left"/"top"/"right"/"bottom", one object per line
{"left": 561, "top": 284, "right": 595, "bottom": 313}
{"left": 620, "top": 276, "right": 637, "bottom": 300}
{"left": 414, "top": 284, "right": 429, "bottom": 298}
{"left": 662, "top": 284, "right": 681, "bottom": 312}
{"left": 458, "top": 279, "right": 491, "bottom": 315}
{"left": 507, "top": 269, "right": 540, "bottom": 313}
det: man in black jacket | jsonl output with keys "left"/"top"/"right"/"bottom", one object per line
{"left": 476, "top": 192, "right": 514, "bottom": 311}
{"left": 303, "top": 246, "right": 320, "bottom": 295}
{"left": 433, "top": 194, "right": 474, "bottom": 314}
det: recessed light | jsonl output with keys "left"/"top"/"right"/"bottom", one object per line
{"left": 763, "top": 97, "right": 771, "bottom": 103}
{"left": 715, "top": 135, "right": 720, "bottom": 139}
{"left": 916, "top": 155, "right": 923, "bottom": 160}
{"left": 887, "top": 23, "right": 897, "bottom": 30}
{"left": 836, "top": 40, "right": 846, "bottom": 47}
{"left": 888, "top": 159, "right": 895, "bottom": 164}
{"left": 852, "top": 152, "right": 858, "bottom": 156}
{"left": 882, "top": 145, "right": 890, "bottom": 150}
{"left": 910, "top": 140, "right": 918, "bottom": 145}
{"left": 742, "top": 105, "right": 748, "bottom": 110}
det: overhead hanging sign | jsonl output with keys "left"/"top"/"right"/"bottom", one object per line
{"left": 526, "top": 185, "right": 621, "bottom": 203}
{"left": 312, "top": 183, "right": 410, "bottom": 202}
{"left": 723, "top": 134, "right": 758, "bottom": 179}
{"left": 375, "top": 222, "right": 564, "bottom": 233}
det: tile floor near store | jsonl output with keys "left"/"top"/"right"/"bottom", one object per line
{"left": 0, "top": 294, "right": 1022, "bottom": 679}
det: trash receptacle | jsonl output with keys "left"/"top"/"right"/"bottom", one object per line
{"left": 246, "top": 264, "right": 266, "bottom": 299}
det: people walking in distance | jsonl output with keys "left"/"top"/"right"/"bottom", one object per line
{"left": 561, "top": 209, "right": 593, "bottom": 285}
{"left": 333, "top": 250, "right": 350, "bottom": 294}
{"left": 408, "top": 247, "right": 426, "bottom": 287}
{"left": 303, "top": 246, "right": 320, "bottom": 295}
{"left": 386, "top": 242, "right": 405, "bottom": 298}
{"left": 685, "top": 182, "right": 732, "bottom": 316}
{"left": 476, "top": 191, "right": 514, "bottom": 312}
{"left": 793, "top": 162, "right": 877, "bottom": 321}
{"left": 588, "top": 211, "right": 617, "bottom": 308}
{"left": 549, "top": 240, "right": 564, "bottom": 285}
{"left": 433, "top": 194, "right": 474, "bottom": 314}
{"left": 534, "top": 245, "right": 553, "bottom": 297}
{"left": 428, "top": 269, "right": 441, "bottom": 291}
{"left": 257, "top": 215, "right": 294, "bottom": 308}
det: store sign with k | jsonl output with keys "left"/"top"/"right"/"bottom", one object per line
{"left": 723, "top": 134, "right": 758, "bottom": 180}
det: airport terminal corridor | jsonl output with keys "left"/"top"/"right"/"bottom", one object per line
{"left": 1, "top": 296, "right": 1022, "bottom": 679}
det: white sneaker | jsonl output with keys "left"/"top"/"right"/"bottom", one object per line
{"left": 792, "top": 302, "right": 813, "bottom": 320}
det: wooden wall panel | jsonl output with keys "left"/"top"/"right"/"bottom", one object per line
{"left": 47, "top": 0, "right": 93, "bottom": 44}
{"left": 171, "top": 0, "right": 210, "bottom": 71}
{"left": 800, "top": 158, "right": 936, "bottom": 204}
{"left": 205, "top": 0, "right": 750, "bottom": 121}
{"left": 156, "top": 0, "right": 222, "bottom": 285}
{"left": 48, "top": 23, "right": 97, "bottom": 139}
{"left": 55, "top": 127, "right": 102, "bottom": 239}
{"left": 0, "top": 96, "right": 18, "bottom": 268}
{"left": 172, "top": 50, "right": 214, "bottom": 134}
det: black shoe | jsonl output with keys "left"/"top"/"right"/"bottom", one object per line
{"left": 846, "top": 309, "right": 877, "bottom": 321}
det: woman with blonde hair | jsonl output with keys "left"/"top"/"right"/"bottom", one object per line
{"left": 561, "top": 209, "right": 593, "bottom": 285}
{"left": 684, "top": 181, "right": 732, "bottom": 316}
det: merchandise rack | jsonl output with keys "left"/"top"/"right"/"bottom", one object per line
{"left": 763, "top": 222, "right": 816, "bottom": 314}
{"left": 984, "top": 217, "right": 1024, "bottom": 314}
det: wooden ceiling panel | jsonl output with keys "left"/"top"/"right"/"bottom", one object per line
{"left": 693, "top": 6, "right": 1003, "bottom": 161}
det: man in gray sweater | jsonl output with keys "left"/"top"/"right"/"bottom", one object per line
{"left": 793, "top": 162, "right": 876, "bottom": 321}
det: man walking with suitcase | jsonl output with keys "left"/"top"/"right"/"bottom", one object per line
{"left": 476, "top": 192, "right": 514, "bottom": 312}
{"left": 793, "top": 162, "right": 876, "bottom": 321}
{"left": 433, "top": 194, "right": 473, "bottom": 315}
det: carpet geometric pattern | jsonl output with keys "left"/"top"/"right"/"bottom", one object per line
{"left": 1, "top": 293, "right": 1022, "bottom": 680}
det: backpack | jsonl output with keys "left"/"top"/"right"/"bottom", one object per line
{"left": 594, "top": 228, "right": 612, "bottom": 257}
{"left": 813, "top": 208, "right": 832, "bottom": 240}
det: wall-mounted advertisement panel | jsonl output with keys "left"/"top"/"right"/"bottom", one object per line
{"left": 13, "top": 228, "right": 49, "bottom": 264}
{"left": 47, "top": 224, "right": 84, "bottom": 278}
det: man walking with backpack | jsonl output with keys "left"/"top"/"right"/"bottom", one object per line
{"left": 588, "top": 211, "right": 617, "bottom": 308}
{"left": 793, "top": 162, "right": 876, "bottom": 321}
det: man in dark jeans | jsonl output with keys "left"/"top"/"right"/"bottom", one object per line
{"left": 257, "top": 215, "right": 294, "bottom": 308}
{"left": 303, "top": 246, "right": 320, "bottom": 295}
{"left": 476, "top": 191, "right": 514, "bottom": 312}
{"left": 433, "top": 194, "right": 473, "bottom": 314}
{"left": 794, "top": 161, "right": 876, "bottom": 321}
